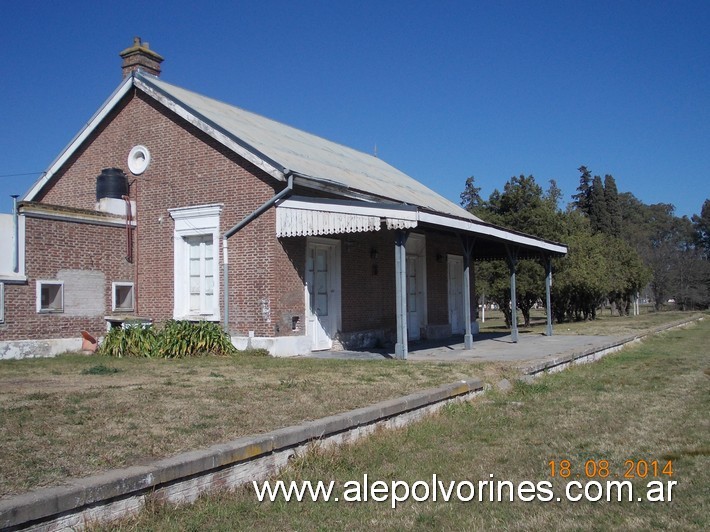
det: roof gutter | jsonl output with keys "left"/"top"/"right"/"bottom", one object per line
{"left": 223, "top": 173, "right": 294, "bottom": 333}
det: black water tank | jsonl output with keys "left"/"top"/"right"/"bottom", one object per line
{"left": 96, "top": 168, "right": 128, "bottom": 201}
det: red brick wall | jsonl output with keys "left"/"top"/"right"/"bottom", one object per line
{"left": 338, "top": 230, "right": 477, "bottom": 335}
{"left": 340, "top": 230, "right": 397, "bottom": 333}
{"left": 8, "top": 90, "right": 305, "bottom": 340}
{"left": 1, "top": 217, "right": 133, "bottom": 341}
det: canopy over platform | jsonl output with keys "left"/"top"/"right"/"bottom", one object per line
{"left": 276, "top": 196, "right": 567, "bottom": 260}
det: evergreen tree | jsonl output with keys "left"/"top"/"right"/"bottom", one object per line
{"left": 459, "top": 175, "right": 484, "bottom": 214}
{"left": 692, "top": 199, "right": 710, "bottom": 259}
{"left": 588, "top": 175, "right": 608, "bottom": 233}
{"left": 571, "top": 165, "right": 592, "bottom": 214}
{"left": 547, "top": 179, "right": 563, "bottom": 210}
{"left": 473, "top": 174, "right": 559, "bottom": 327}
{"left": 604, "top": 174, "right": 621, "bottom": 235}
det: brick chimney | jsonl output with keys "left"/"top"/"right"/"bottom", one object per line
{"left": 119, "top": 37, "right": 164, "bottom": 78}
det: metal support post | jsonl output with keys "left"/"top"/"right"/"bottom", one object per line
{"left": 506, "top": 245, "right": 519, "bottom": 343}
{"left": 394, "top": 230, "right": 409, "bottom": 359}
{"left": 545, "top": 254, "right": 553, "bottom": 336}
{"left": 460, "top": 235, "right": 476, "bottom": 349}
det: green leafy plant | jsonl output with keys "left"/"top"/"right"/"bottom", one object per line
{"left": 98, "top": 320, "right": 238, "bottom": 358}
{"left": 156, "top": 320, "right": 238, "bottom": 358}
{"left": 97, "top": 325, "right": 157, "bottom": 358}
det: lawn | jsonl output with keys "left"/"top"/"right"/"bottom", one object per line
{"left": 105, "top": 317, "right": 708, "bottom": 531}
{"left": 0, "top": 311, "right": 702, "bottom": 502}
{"left": 479, "top": 308, "right": 696, "bottom": 336}
{"left": 0, "top": 351, "right": 483, "bottom": 498}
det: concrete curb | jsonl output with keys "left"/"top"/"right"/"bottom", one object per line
{"left": 0, "top": 379, "right": 483, "bottom": 531}
{"left": 521, "top": 315, "right": 704, "bottom": 376}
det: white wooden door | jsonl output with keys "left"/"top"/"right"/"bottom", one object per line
{"left": 448, "top": 255, "right": 464, "bottom": 334}
{"left": 306, "top": 241, "right": 338, "bottom": 350}
{"left": 406, "top": 255, "right": 420, "bottom": 340}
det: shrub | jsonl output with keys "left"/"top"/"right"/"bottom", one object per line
{"left": 98, "top": 320, "right": 238, "bottom": 358}
{"left": 98, "top": 325, "right": 157, "bottom": 358}
{"left": 156, "top": 320, "right": 237, "bottom": 358}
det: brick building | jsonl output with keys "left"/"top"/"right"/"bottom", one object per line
{"left": 0, "top": 39, "right": 566, "bottom": 359}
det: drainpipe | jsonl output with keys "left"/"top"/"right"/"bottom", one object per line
{"left": 223, "top": 173, "right": 294, "bottom": 332}
{"left": 11, "top": 195, "right": 19, "bottom": 273}
{"left": 122, "top": 194, "right": 133, "bottom": 263}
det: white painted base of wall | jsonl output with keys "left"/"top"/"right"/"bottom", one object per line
{"left": 230, "top": 334, "right": 312, "bottom": 357}
{"left": 96, "top": 198, "right": 136, "bottom": 217}
{"left": 0, "top": 337, "right": 83, "bottom": 360}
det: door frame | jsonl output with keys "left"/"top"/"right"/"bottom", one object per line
{"left": 305, "top": 237, "right": 341, "bottom": 350}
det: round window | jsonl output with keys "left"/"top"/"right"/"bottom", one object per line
{"left": 127, "top": 145, "right": 151, "bottom": 175}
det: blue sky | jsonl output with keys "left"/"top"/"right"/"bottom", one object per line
{"left": 1, "top": 0, "right": 708, "bottom": 218}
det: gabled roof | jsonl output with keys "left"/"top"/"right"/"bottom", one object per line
{"left": 25, "top": 72, "right": 479, "bottom": 222}
{"left": 23, "top": 71, "right": 566, "bottom": 257}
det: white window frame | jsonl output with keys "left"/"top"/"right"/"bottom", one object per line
{"left": 0, "top": 282, "right": 4, "bottom": 323}
{"left": 169, "top": 204, "right": 223, "bottom": 321}
{"left": 112, "top": 282, "right": 135, "bottom": 312}
{"left": 36, "top": 280, "right": 64, "bottom": 313}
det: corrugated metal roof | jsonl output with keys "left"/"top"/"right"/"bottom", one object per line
{"left": 143, "top": 75, "right": 480, "bottom": 222}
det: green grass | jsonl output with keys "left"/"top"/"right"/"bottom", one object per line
{"left": 81, "top": 364, "right": 122, "bottom": 375}
{"left": 0, "top": 352, "right": 477, "bottom": 497}
{"left": 105, "top": 319, "right": 709, "bottom": 531}
{"left": 480, "top": 308, "right": 700, "bottom": 336}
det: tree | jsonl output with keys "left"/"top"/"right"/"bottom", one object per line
{"left": 605, "top": 237, "right": 651, "bottom": 315}
{"left": 460, "top": 176, "right": 484, "bottom": 214}
{"left": 472, "top": 174, "right": 565, "bottom": 327}
{"left": 487, "top": 175, "right": 565, "bottom": 241}
{"left": 588, "top": 175, "right": 608, "bottom": 234}
{"left": 604, "top": 174, "right": 621, "bottom": 235}
{"left": 692, "top": 199, "right": 710, "bottom": 259}
{"left": 551, "top": 228, "right": 610, "bottom": 321}
{"left": 616, "top": 198, "right": 708, "bottom": 310}
{"left": 572, "top": 165, "right": 592, "bottom": 215}
{"left": 547, "top": 179, "right": 563, "bottom": 211}
{"left": 672, "top": 215, "right": 709, "bottom": 310}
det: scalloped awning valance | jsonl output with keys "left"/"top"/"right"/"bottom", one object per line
{"left": 275, "top": 197, "right": 418, "bottom": 237}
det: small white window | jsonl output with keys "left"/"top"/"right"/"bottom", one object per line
{"left": 37, "top": 280, "right": 64, "bottom": 313}
{"left": 0, "top": 283, "right": 4, "bottom": 323}
{"left": 112, "top": 282, "right": 135, "bottom": 312}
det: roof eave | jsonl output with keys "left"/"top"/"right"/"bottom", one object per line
{"left": 418, "top": 211, "right": 568, "bottom": 256}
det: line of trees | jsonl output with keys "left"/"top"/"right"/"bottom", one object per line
{"left": 460, "top": 168, "right": 709, "bottom": 324}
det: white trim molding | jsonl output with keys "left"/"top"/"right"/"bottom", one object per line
{"left": 36, "top": 280, "right": 64, "bottom": 313}
{"left": 112, "top": 282, "right": 135, "bottom": 312}
{"left": 169, "top": 204, "right": 223, "bottom": 321}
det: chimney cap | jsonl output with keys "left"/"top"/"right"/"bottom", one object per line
{"left": 119, "top": 36, "right": 164, "bottom": 61}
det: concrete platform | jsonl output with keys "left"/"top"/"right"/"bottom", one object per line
{"left": 305, "top": 332, "right": 622, "bottom": 365}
